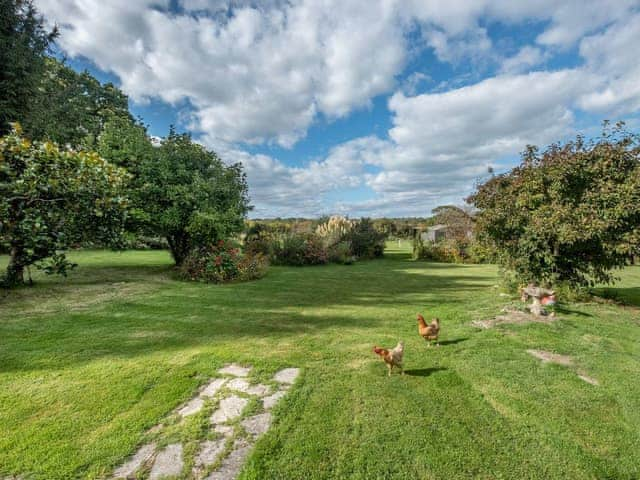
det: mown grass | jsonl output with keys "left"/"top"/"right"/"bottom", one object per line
{"left": 0, "top": 246, "right": 638, "bottom": 479}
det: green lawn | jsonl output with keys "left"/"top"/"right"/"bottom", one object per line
{"left": 0, "top": 246, "right": 639, "bottom": 479}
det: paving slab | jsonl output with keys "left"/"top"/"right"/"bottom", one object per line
{"left": 241, "top": 413, "right": 272, "bottom": 437}
{"left": 210, "top": 395, "right": 248, "bottom": 424}
{"left": 225, "top": 378, "right": 271, "bottom": 397}
{"left": 262, "top": 390, "right": 287, "bottom": 410}
{"left": 214, "top": 424, "right": 234, "bottom": 437}
{"left": 178, "top": 397, "right": 205, "bottom": 417}
{"left": 112, "top": 443, "right": 156, "bottom": 479}
{"left": 194, "top": 439, "right": 226, "bottom": 471}
{"left": 206, "top": 439, "right": 252, "bottom": 480}
{"left": 201, "top": 378, "right": 227, "bottom": 397}
{"left": 273, "top": 368, "right": 300, "bottom": 385}
{"left": 149, "top": 443, "right": 183, "bottom": 480}
{"left": 218, "top": 364, "right": 252, "bottom": 377}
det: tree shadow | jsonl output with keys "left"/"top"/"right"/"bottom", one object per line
{"left": 437, "top": 338, "right": 469, "bottom": 346}
{"left": 404, "top": 367, "right": 447, "bottom": 377}
{"left": 555, "top": 306, "right": 592, "bottom": 317}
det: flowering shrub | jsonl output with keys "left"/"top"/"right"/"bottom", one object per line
{"left": 272, "top": 233, "right": 328, "bottom": 266}
{"left": 178, "top": 240, "right": 268, "bottom": 283}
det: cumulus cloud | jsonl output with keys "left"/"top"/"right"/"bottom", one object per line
{"left": 35, "top": 0, "right": 640, "bottom": 217}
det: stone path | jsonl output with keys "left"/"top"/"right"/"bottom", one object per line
{"left": 111, "top": 364, "right": 300, "bottom": 479}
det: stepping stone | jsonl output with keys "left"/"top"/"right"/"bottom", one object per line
{"left": 273, "top": 368, "right": 300, "bottom": 385}
{"left": 214, "top": 424, "right": 234, "bottom": 437}
{"left": 210, "top": 395, "right": 248, "bottom": 424}
{"left": 206, "top": 439, "right": 252, "bottom": 480}
{"left": 112, "top": 443, "right": 156, "bottom": 479}
{"left": 218, "top": 364, "right": 251, "bottom": 377}
{"left": 149, "top": 443, "right": 183, "bottom": 480}
{"left": 262, "top": 390, "right": 286, "bottom": 410}
{"left": 226, "top": 378, "right": 271, "bottom": 397}
{"left": 246, "top": 383, "right": 271, "bottom": 397}
{"left": 226, "top": 378, "right": 251, "bottom": 393}
{"left": 201, "top": 378, "right": 227, "bottom": 397}
{"left": 194, "top": 439, "right": 226, "bottom": 471}
{"left": 178, "top": 397, "right": 204, "bottom": 417}
{"left": 241, "top": 413, "right": 272, "bottom": 437}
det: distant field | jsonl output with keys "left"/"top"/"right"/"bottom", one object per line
{"left": 0, "top": 246, "right": 639, "bottom": 479}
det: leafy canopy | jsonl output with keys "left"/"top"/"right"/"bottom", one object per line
{"left": 0, "top": 0, "right": 57, "bottom": 135}
{"left": 23, "top": 57, "right": 132, "bottom": 147}
{"left": 137, "top": 129, "right": 250, "bottom": 265}
{"left": 469, "top": 122, "right": 640, "bottom": 288}
{"left": 0, "top": 125, "right": 129, "bottom": 285}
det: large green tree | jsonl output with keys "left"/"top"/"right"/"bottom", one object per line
{"left": 0, "top": 0, "right": 57, "bottom": 135}
{"left": 0, "top": 126, "right": 130, "bottom": 286}
{"left": 469, "top": 122, "right": 640, "bottom": 288}
{"left": 137, "top": 129, "right": 250, "bottom": 265}
{"left": 23, "top": 57, "right": 132, "bottom": 146}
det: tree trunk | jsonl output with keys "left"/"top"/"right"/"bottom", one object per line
{"left": 4, "top": 246, "right": 25, "bottom": 287}
{"left": 167, "top": 233, "right": 191, "bottom": 266}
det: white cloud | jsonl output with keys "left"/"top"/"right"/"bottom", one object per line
{"left": 578, "top": 14, "right": 640, "bottom": 114}
{"left": 34, "top": 0, "right": 640, "bottom": 217}
{"left": 500, "top": 46, "right": 547, "bottom": 74}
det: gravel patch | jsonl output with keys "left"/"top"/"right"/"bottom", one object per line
{"left": 527, "top": 349, "right": 573, "bottom": 366}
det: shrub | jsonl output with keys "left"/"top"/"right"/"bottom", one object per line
{"left": 469, "top": 122, "right": 640, "bottom": 288}
{"left": 316, "top": 216, "right": 354, "bottom": 247}
{"left": 328, "top": 241, "right": 356, "bottom": 265}
{"left": 178, "top": 240, "right": 268, "bottom": 283}
{"left": 272, "top": 233, "right": 328, "bottom": 266}
{"left": 413, "top": 237, "right": 469, "bottom": 263}
{"left": 345, "top": 218, "right": 386, "bottom": 259}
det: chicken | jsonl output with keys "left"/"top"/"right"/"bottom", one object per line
{"left": 417, "top": 314, "right": 440, "bottom": 346}
{"left": 372, "top": 341, "right": 404, "bottom": 376}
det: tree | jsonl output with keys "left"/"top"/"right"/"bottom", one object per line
{"left": 95, "top": 115, "right": 154, "bottom": 176}
{"left": 0, "top": 0, "right": 57, "bottom": 135}
{"left": 469, "top": 122, "right": 640, "bottom": 288}
{"left": 137, "top": 129, "right": 250, "bottom": 265}
{"left": 0, "top": 125, "right": 130, "bottom": 286}
{"left": 431, "top": 205, "right": 475, "bottom": 243}
{"left": 23, "top": 57, "right": 132, "bottom": 147}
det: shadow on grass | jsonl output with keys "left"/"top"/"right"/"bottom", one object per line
{"left": 404, "top": 367, "right": 447, "bottom": 377}
{"left": 0, "top": 252, "right": 499, "bottom": 373}
{"left": 555, "top": 306, "right": 592, "bottom": 317}
{"left": 437, "top": 338, "right": 469, "bottom": 346}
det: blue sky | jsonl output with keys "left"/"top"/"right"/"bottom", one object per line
{"left": 38, "top": 0, "right": 640, "bottom": 218}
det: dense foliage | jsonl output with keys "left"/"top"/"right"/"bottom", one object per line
{"left": 0, "top": 0, "right": 57, "bottom": 135}
{"left": 272, "top": 233, "right": 329, "bottom": 266}
{"left": 0, "top": 126, "right": 129, "bottom": 285}
{"left": 136, "top": 129, "right": 250, "bottom": 265}
{"left": 253, "top": 216, "right": 385, "bottom": 266}
{"left": 23, "top": 58, "right": 132, "bottom": 146}
{"left": 178, "top": 240, "right": 268, "bottom": 283}
{"left": 469, "top": 123, "right": 640, "bottom": 288}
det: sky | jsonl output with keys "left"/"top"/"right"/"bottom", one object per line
{"left": 35, "top": 0, "right": 640, "bottom": 218}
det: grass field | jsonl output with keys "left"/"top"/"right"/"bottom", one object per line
{"left": 1, "top": 245, "right": 639, "bottom": 479}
